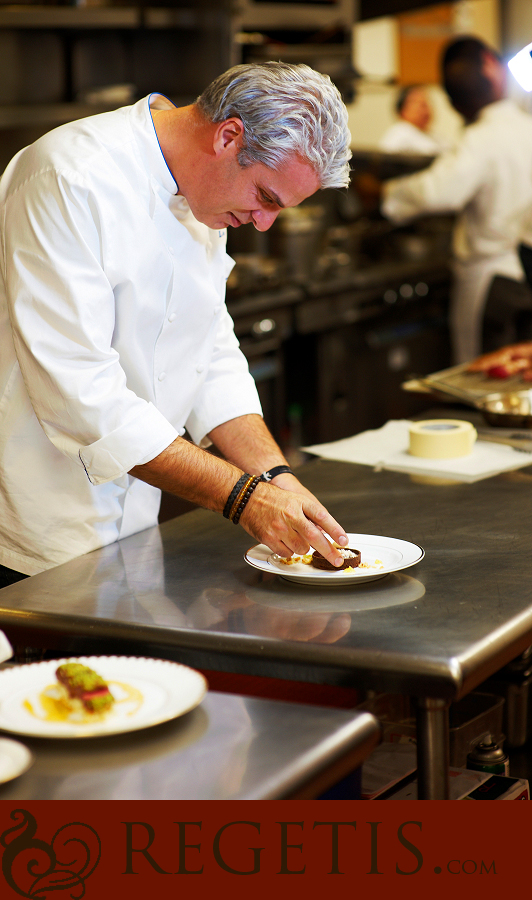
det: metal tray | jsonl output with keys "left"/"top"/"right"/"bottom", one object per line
{"left": 405, "top": 363, "right": 531, "bottom": 402}
{"left": 403, "top": 365, "right": 532, "bottom": 429}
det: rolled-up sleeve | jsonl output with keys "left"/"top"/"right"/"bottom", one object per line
{"left": 79, "top": 402, "right": 178, "bottom": 484}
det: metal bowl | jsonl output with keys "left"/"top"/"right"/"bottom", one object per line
{"left": 477, "top": 390, "right": 532, "bottom": 428}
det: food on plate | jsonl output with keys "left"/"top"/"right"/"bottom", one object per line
{"left": 359, "top": 558, "right": 384, "bottom": 570}
{"left": 466, "top": 342, "right": 532, "bottom": 380}
{"left": 311, "top": 547, "right": 361, "bottom": 571}
{"left": 278, "top": 553, "right": 313, "bottom": 565}
{"left": 55, "top": 662, "right": 115, "bottom": 715}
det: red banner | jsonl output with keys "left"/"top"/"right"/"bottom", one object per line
{"left": 0, "top": 800, "right": 526, "bottom": 898}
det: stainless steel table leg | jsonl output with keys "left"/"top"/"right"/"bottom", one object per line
{"left": 415, "top": 697, "right": 450, "bottom": 800}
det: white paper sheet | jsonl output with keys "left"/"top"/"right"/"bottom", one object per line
{"left": 304, "top": 419, "right": 532, "bottom": 483}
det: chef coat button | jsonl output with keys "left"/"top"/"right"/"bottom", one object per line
{"left": 158, "top": 372, "right": 166, "bottom": 382}
{"left": 196, "top": 364, "right": 204, "bottom": 374}
{"left": 168, "top": 313, "right": 176, "bottom": 323}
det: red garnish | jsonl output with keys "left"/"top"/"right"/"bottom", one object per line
{"left": 487, "top": 365, "right": 511, "bottom": 378}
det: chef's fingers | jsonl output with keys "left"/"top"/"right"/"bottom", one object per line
{"left": 277, "top": 541, "right": 299, "bottom": 558}
{"left": 265, "top": 475, "right": 346, "bottom": 549}
{"left": 300, "top": 522, "right": 346, "bottom": 568}
{"left": 263, "top": 490, "right": 349, "bottom": 563}
{"left": 300, "top": 501, "right": 349, "bottom": 555}
{"left": 275, "top": 478, "right": 348, "bottom": 552}
{"left": 239, "top": 485, "right": 347, "bottom": 566}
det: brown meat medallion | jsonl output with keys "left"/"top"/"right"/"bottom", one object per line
{"left": 311, "top": 547, "right": 361, "bottom": 571}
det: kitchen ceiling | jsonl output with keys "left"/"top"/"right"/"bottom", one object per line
{"left": 359, "top": 0, "right": 451, "bottom": 19}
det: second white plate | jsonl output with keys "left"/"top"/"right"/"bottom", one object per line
{"left": 245, "top": 533, "right": 424, "bottom": 586}
{"left": 0, "top": 737, "right": 34, "bottom": 783}
{"left": 0, "top": 656, "right": 208, "bottom": 739}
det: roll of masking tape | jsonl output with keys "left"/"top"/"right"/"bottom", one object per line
{"left": 408, "top": 419, "right": 477, "bottom": 459}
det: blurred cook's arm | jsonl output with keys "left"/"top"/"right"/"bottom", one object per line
{"left": 381, "top": 137, "right": 488, "bottom": 223}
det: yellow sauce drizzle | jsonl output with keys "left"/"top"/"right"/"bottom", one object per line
{"left": 23, "top": 680, "right": 143, "bottom": 724}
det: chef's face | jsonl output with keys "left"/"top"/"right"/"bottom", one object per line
{"left": 188, "top": 118, "right": 321, "bottom": 232}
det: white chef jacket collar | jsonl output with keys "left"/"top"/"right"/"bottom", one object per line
{"left": 130, "top": 93, "right": 179, "bottom": 196}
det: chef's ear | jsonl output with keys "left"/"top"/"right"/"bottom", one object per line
{"left": 213, "top": 118, "right": 245, "bottom": 157}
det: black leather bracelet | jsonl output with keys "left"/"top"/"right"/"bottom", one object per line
{"left": 223, "top": 473, "right": 250, "bottom": 520}
{"left": 229, "top": 474, "right": 255, "bottom": 522}
{"left": 232, "top": 475, "right": 261, "bottom": 525}
{"left": 260, "top": 465, "right": 294, "bottom": 482}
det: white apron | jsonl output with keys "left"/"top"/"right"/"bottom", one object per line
{"left": 450, "top": 251, "right": 525, "bottom": 365}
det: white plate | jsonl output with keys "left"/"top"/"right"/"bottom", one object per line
{"left": 0, "top": 656, "right": 208, "bottom": 739}
{"left": 0, "top": 737, "right": 34, "bottom": 783}
{"left": 245, "top": 533, "right": 424, "bottom": 586}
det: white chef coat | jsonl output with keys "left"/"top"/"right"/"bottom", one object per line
{"left": 378, "top": 120, "right": 442, "bottom": 156}
{"left": 0, "top": 94, "right": 262, "bottom": 574}
{"left": 382, "top": 99, "right": 532, "bottom": 363}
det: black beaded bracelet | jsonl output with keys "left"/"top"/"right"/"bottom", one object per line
{"left": 260, "top": 465, "right": 294, "bottom": 482}
{"left": 232, "top": 475, "right": 261, "bottom": 525}
{"left": 223, "top": 473, "right": 250, "bottom": 520}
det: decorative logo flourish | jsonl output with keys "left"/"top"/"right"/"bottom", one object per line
{"left": 1, "top": 808, "right": 101, "bottom": 898}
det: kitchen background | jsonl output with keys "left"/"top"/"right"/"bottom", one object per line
{"left": 0, "top": 0, "right": 530, "bottom": 500}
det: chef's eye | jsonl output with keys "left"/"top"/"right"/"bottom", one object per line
{"left": 259, "top": 191, "right": 276, "bottom": 207}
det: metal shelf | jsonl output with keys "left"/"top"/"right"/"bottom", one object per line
{"left": 0, "top": 102, "right": 113, "bottom": 127}
{"left": 0, "top": 95, "right": 195, "bottom": 129}
{"left": 0, "top": 5, "right": 201, "bottom": 29}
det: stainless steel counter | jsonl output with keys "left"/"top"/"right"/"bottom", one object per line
{"left": 1, "top": 456, "right": 532, "bottom": 797}
{"left": 0, "top": 692, "right": 380, "bottom": 801}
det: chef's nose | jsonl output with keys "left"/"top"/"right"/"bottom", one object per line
{"left": 251, "top": 208, "right": 280, "bottom": 231}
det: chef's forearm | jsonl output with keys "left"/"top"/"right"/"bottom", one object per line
{"left": 208, "top": 413, "right": 316, "bottom": 498}
{"left": 210, "top": 414, "right": 320, "bottom": 503}
{"left": 129, "top": 414, "right": 289, "bottom": 509}
{"left": 129, "top": 436, "right": 243, "bottom": 513}
{"left": 207, "top": 413, "right": 290, "bottom": 476}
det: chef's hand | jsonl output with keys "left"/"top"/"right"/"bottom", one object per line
{"left": 266, "top": 471, "right": 348, "bottom": 552}
{"left": 267, "top": 470, "right": 320, "bottom": 504}
{"left": 239, "top": 481, "right": 348, "bottom": 566}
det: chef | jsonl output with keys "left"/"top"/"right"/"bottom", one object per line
{"left": 379, "top": 84, "right": 444, "bottom": 156}
{"left": 381, "top": 37, "right": 532, "bottom": 364}
{"left": 0, "top": 61, "right": 352, "bottom": 586}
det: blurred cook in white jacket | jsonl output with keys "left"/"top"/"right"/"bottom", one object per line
{"left": 379, "top": 84, "right": 444, "bottom": 156}
{"left": 382, "top": 38, "right": 532, "bottom": 364}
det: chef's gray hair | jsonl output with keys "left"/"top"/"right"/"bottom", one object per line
{"left": 196, "top": 62, "right": 351, "bottom": 189}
